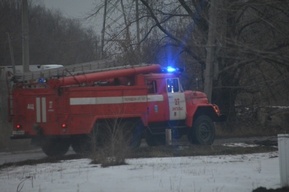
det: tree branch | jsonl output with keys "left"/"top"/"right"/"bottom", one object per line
{"left": 139, "top": 0, "right": 205, "bottom": 66}
{"left": 178, "top": 0, "right": 194, "bottom": 17}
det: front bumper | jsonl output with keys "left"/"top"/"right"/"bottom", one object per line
{"left": 215, "top": 114, "right": 227, "bottom": 122}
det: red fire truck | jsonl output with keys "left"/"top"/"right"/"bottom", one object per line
{"left": 8, "top": 60, "right": 225, "bottom": 156}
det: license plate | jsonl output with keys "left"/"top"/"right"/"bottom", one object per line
{"left": 12, "top": 130, "right": 25, "bottom": 135}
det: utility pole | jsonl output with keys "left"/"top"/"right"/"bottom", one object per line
{"left": 22, "top": 0, "right": 30, "bottom": 72}
{"left": 7, "top": 33, "right": 16, "bottom": 74}
{"left": 100, "top": 0, "right": 108, "bottom": 59}
{"left": 204, "top": 0, "right": 218, "bottom": 102}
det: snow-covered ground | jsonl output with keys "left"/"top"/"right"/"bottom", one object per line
{"left": 0, "top": 152, "right": 280, "bottom": 192}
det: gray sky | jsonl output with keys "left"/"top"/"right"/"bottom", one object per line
{"left": 35, "top": 0, "right": 100, "bottom": 32}
{"left": 38, "top": 0, "right": 96, "bottom": 19}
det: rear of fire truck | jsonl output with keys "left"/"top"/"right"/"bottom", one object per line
{"left": 9, "top": 63, "right": 164, "bottom": 156}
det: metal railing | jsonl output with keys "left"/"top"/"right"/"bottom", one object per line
{"left": 14, "top": 59, "right": 120, "bottom": 82}
{"left": 13, "top": 59, "right": 153, "bottom": 84}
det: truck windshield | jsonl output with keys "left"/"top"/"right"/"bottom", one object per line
{"left": 167, "top": 78, "right": 179, "bottom": 93}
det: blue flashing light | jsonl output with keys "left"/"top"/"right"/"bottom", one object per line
{"left": 38, "top": 78, "right": 47, "bottom": 84}
{"left": 162, "top": 66, "right": 184, "bottom": 73}
{"left": 167, "top": 66, "right": 176, "bottom": 73}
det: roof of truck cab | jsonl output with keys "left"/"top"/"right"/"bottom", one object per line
{"left": 143, "top": 73, "right": 178, "bottom": 79}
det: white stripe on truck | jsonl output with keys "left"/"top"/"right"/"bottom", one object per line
{"left": 70, "top": 95, "right": 164, "bottom": 105}
{"left": 36, "top": 97, "right": 47, "bottom": 123}
{"left": 36, "top": 97, "right": 41, "bottom": 123}
{"left": 41, "top": 97, "right": 47, "bottom": 123}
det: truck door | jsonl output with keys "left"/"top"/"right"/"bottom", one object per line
{"left": 166, "top": 78, "right": 186, "bottom": 120}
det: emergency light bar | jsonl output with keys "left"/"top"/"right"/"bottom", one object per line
{"left": 38, "top": 77, "right": 47, "bottom": 83}
{"left": 167, "top": 66, "right": 176, "bottom": 72}
{"left": 162, "top": 66, "right": 184, "bottom": 73}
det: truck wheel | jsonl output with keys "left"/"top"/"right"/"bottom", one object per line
{"left": 188, "top": 115, "right": 215, "bottom": 145}
{"left": 118, "top": 119, "right": 143, "bottom": 149}
{"left": 71, "top": 135, "right": 91, "bottom": 154}
{"left": 123, "top": 120, "right": 143, "bottom": 148}
{"left": 145, "top": 131, "right": 165, "bottom": 146}
{"left": 128, "top": 128, "right": 142, "bottom": 148}
{"left": 94, "top": 119, "right": 143, "bottom": 149}
{"left": 41, "top": 138, "right": 70, "bottom": 157}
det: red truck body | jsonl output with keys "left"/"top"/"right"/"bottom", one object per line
{"left": 9, "top": 63, "right": 225, "bottom": 156}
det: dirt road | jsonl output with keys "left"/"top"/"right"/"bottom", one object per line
{"left": 0, "top": 136, "right": 278, "bottom": 166}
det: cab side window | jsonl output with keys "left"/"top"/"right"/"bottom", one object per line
{"left": 167, "top": 78, "right": 179, "bottom": 93}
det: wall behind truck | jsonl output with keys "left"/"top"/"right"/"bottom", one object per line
{"left": 0, "top": 68, "right": 6, "bottom": 121}
{"left": 0, "top": 67, "right": 12, "bottom": 151}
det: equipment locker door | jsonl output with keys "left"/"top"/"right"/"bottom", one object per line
{"left": 146, "top": 79, "right": 167, "bottom": 122}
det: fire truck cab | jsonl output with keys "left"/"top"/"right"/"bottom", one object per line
{"left": 9, "top": 62, "right": 225, "bottom": 156}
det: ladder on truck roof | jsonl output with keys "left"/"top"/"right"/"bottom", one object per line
{"left": 13, "top": 59, "right": 154, "bottom": 83}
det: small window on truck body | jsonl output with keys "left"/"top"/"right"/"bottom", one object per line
{"left": 167, "top": 78, "right": 179, "bottom": 93}
{"left": 146, "top": 80, "right": 157, "bottom": 94}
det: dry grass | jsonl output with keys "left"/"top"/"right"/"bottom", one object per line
{"left": 90, "top": 119, "right": 134, "bottom": 167}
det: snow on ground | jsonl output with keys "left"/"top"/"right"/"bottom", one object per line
{"left": 0, "top": 152, "right": 280, "bottom": 192}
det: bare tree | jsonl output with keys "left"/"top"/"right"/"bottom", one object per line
{"left": 88, "top": 0, "right": 289, "bottom": 122}
{"left": 138, "top": 0, "right": 289, "bottom": 119}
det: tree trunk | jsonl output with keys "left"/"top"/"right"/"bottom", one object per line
{"left": 204, "top": 0, "right": 218, "bottom": 102}
{"left": 136, "top": 0, "right": 140, "bottom": 55}
{"left": 22, "top": 0, "right": 29, "bottom": 72}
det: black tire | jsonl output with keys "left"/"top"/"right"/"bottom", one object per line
{"left": 122, "top": 120, "right": 143, "bottom": 148}
{"left": 188, "top": 115, "right": 215, "bottom": 145}
{"left": 145, "top": 131, "right": 165, "bottom": 146}
{"left": 128, "top": 127, "right": 142, "bottom": 148}
{"left": 71, "top": 135, "right": 92, "bottom": 155}
{"left": 41, "top": 138, "right": 70, "bottom": 157}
